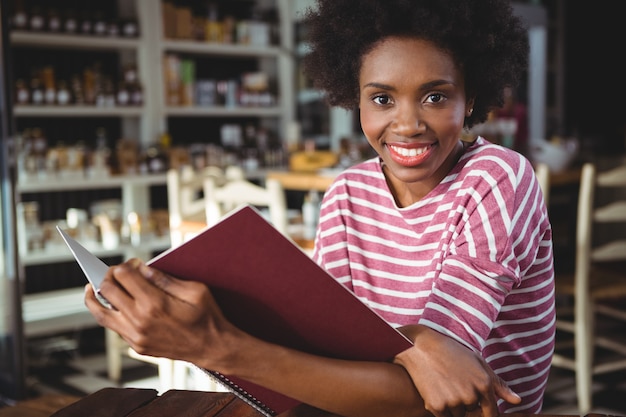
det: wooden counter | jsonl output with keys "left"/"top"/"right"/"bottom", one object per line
{"left": 1, "top": 388, "right": 616, "bottom": 417}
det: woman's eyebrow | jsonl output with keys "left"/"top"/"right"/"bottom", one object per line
{"left": 363, "top": 79, "right": 457, "bottom": 91}
{"left": 363, "top": 82, "right": 394, "bottom": 90}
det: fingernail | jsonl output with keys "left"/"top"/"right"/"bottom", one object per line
{"left": 139, "top": 263, "right": 153, "bottom": 278}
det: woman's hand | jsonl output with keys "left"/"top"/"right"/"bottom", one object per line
{"left": 84, "top": 258, "right": 241, "bottom": 370}
{"left": 394, "top": 325, "right": 521, "bottom": 417}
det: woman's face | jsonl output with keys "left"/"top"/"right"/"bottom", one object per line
{"left": 359, "top": 36, "right": 473, "bottom": 204}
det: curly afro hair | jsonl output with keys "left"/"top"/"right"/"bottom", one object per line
{"left": 301, "top": 0, "right": 528, "bottom": 128}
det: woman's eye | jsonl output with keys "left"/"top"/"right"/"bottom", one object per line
{"left": 426, "top": 93, "right": 444, "bottom": 104}
{"left": 372, "top": 94, "right": 392, "bottom": 105}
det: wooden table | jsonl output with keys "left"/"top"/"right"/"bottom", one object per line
{"left": 0, "top": 388, "right": 338, "bottom": 417}
{"left": 265, "top": 170, "right": 338, "bottom": 193}
{"left": 1, "top": 387, "right": 615, "bottom": 417}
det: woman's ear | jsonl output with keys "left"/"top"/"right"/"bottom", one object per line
{"left": 466, "top": 98, "right": 476, "bottom": 117}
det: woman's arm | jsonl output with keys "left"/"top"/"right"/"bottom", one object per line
{"left": 85, "top": 259, "right": 426, "bottom": 417}
{"left": 395, "top": 325, "right": 521, "bottom": 417}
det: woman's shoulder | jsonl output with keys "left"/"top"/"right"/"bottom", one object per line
{"left": 453, "top": 137, "right": 536, "bottom": 194}
{"left": 462, "top": 136, "right": 532, "bottom": 174}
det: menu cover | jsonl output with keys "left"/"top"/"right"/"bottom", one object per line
{"left": 60, "top": 204, "right": 413, "bottom": 416}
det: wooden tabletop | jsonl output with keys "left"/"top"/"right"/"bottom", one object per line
{"left": 0, "top": 389, "right": 328, "bottom": 417}
{"left": 2, "top": 388, "right": 619, "bottom": 417}
{"left": 266, "top": 170, "right": 337, "bottom": 192}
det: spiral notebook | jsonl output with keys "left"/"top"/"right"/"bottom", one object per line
{"left": 59, "top": 204, "right": 413, "bottom": 416}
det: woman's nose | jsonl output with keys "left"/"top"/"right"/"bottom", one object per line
{"left": 391, "top": 104, "right": 425, "bottom": 136}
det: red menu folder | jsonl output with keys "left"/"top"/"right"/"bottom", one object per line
{"left": 147, "top": 205, "right": 413, "bottom": 416}
{"left": 58, "top": 204, "right": 409, "bottom": 415}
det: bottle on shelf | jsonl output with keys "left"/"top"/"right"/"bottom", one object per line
{"left": 222, "top": 15, "right": 236, "bottom": 44}
{"left": 16, "top": 201, "right": 44, "bottom": 255}
{"left": 83, "top": 67, "right": 96, "bottom": 105}
{"left": 130, "top": 82, "right": 143, "bottom": 106}
{"left": 124, "top": 66, "right": 143, "bottom": 106}
{"left": 29, "top": 7, "right": 45, "bottom": 31}
{"left": 144, "top": 143, "right": 167, "bottom": 173}
{"left": 93, "top": 11, "right": 108, "bottom": 36}
{"left": 16, "top": 128, "right": 34, "bottom": 180}
{"left": 70, "top": 74, "right": 84, "bottom": 104}
{"left": 122, "top": 18, "right": 139, "bottom": 38}
{"left": 29, "top": 73, "right": 44, "bottom": 106}
{"left": 108, "top": 19, "right": 120, "bottom": 37}
{"left": 15, "top": 79, "right": 30, "bottom": 105}
{"left": 88, "top": 127, "right": 112, "bottom": 178}
{"left": 56, "top": 80, "right": 71, "bottom": 105}
{"left": 116, "top": 80, "right": 130, "bottom": 106}
{"left": 96, "top": 76, "right": 116, "bottom": 107}
{"left": 58, "top": 140, "right": 87, "bottom": 179}
{"left": 30, "top": 128, "right": 47, "bottom": 178}
{"left": 205, "top": 2, "right": 223, "bottom": 43}
{"left": 80, "top": 10, "right": 93, "bottom": 35}
{"left": 11, "top": 0, "right": 29, "bottom": 30}
{"left": 47, "top": 8, "right": 62, "bottom": 32}
{"left": 41, "top": 66, "right": 56, "bottom": 105}
{"left": 64, "top": 9, "right": 78, "bottom": 34}
{"left": 138, "top": 132, "right": 171, "bottom": 174}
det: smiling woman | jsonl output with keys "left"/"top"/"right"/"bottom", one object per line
{"left": 304, "top": 0, "right": 555, "bottom": 415}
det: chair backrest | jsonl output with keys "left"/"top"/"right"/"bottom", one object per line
{"left": 589, "top": 163, "right": 626, "bottom": 262}
{"left": 204, "top": 176, "right": 288, "bottom": 235}
{"left": 534, "top": 162, "right": 550, "bottom": 206}
{"left": 574, "top": 162, "right": 626, "bottom": 295}
{"left": 167, "top": 165, "right": 225, "bottom": 245}
{"left": 551, "top": 161, "right": 626, "bottom": 413}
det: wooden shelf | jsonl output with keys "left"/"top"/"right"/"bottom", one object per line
{"left": 161, "top": 39, "right": 281, "bottom": 57}
{"left": 13, "top": 105, "right": 145, "bottom": 118}
{"left": 10, "top": 31, "right": 141, "bottom": 50}
{"left": 17, "top": 173, "right": 167, "bottom": 193}
{"left": 165, "top": 106, "right": 282, "bottom": 117}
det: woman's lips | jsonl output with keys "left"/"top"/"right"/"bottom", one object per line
{"left": 387, "top": 143, "right": 435, "bottom": 167}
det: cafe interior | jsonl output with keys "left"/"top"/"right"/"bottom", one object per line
{"left": 1, "top": 0, "right": 625, "bottom": 415}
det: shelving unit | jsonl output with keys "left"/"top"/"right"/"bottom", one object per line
{"left": 291, "top": 0, "right": 356, "bottom": 152}
{"left": 149, "top": 0, "right": 295, "bottom": 153}
{"left": 10, "top": 0, "right": 150, "bottom": 341}
{"left": 8, "top": 0, "right": 297, "bottom": 349}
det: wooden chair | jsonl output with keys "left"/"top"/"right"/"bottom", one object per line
{"left": 204, "top": 176, "right": 289, "bottom": 235}
{"left": 167, "top": 165, "right": 225, "bottom": 247}
{"left": 551, "top": 162, "right": 626, "bottom": 413}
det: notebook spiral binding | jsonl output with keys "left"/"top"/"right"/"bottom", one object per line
{"left": 193, "top": 366, "right": 276, "bottom": 417}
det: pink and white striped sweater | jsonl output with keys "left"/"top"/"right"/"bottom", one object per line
{"left": 312, "top": 137, "right": 556, "bottom": 413}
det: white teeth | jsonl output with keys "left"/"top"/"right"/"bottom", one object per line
{"left": 389, "top": 145, "right": 429, "bottom": 157}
